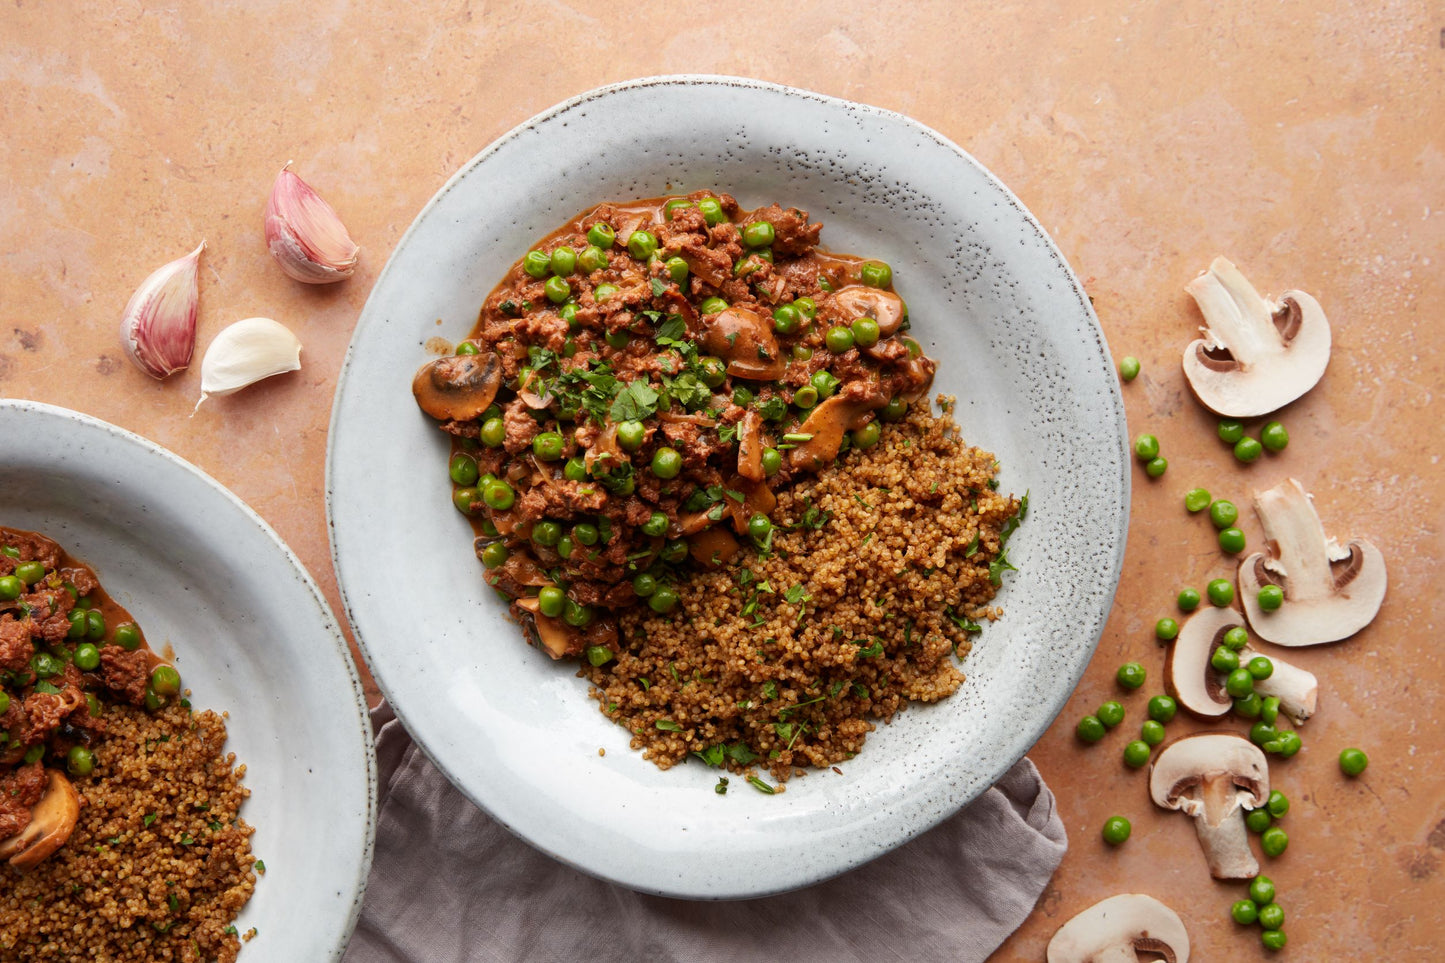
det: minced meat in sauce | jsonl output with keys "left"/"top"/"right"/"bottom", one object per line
{"left": 413, "top": 193, "right": 936, "bottom": 661}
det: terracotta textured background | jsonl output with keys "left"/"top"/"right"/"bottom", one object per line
{"left": 3, "top": 1, "right": 1442, "bottom": 957}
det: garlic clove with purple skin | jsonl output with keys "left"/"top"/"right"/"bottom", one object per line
{"left": 264, "top": 164, "right": 359, "bottom": 283}
{"left": 119, "top": 241, "right": 204, "bottom": 379}
{"left": 194, "top": 317, "right": 303, "bottom": 412}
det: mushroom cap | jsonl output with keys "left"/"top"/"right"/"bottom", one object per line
{"left": 1238, "top": 478, "right": 1387, "bottom": 646}
{"left": 1047, "top": 893, "right": 1190, "bottom": 963}
{"left": 827, "top": 285, "right": 907, "bottom": 337}
{"left": 1150, "top": 732, "right": 1268, "bottom": 817}
{"left": 513, "top": 596, "right": 574, "bottom": 660}
{"left": 702, "top": 307, "right": 786, "bottom": 381}
{"left": 0, "top": 769, "right": 81, "bottom": 872}
{"left": 1181, "top": 257, "right": 1330, "bottom": 417}
{"left": 412, "top": 352, "right": 502, "bottom": 422}
{"left": 1164, "top": 607, "right": 1239, "bottom": 719}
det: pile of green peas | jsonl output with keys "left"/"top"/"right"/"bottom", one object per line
{"left": 1218, "top": 418, "right": 1289, "bottom": 463}
{"left": 1132, "top": 432, "right": 1168, "bottom": 478}
{"left": 1232, "top": 875, "right": 1289, "bottom": 951}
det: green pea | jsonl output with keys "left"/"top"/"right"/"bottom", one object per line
{"left": 1222, "top": 625, "right": 1249, "bottom": 650}
{"left": 661, "top": 540, "right": 688, "bottom": 564}
{"left": 1101, "top": 816, "right": 1131, "bottom": 845}
{"left": 771, "top": 303, "right": 801, "bottom": 334}
{"left": 1249, "top": 876, "right": 1276, "bottom": 905}
{"left": 852, "top": 422, "right": 882, "bottom": 450}
{"left": 544, "top": 275, "right": 571, "bottom": 304}
{"left": 585, "top": 645, "right": 615, "bottom": 667}
{"left": 666, "top": 256, "right": 690, "bottom": 285}
{"left": 1339, "top": 747, "right": 1368, "bottom": 776}
{"left": 881, "top": 397, "right": 908, "bottom": 421}
{"left": 1155, "top": 618, "right": 1180, "bottom": 641}
{"left": 698, "top": 356, "right": 728, "bottom": 387}
{"left": 1267, "top": 790, "right": 1289, "bottom": 817}
{"left": 1234, "top": 437, "right": 1264, "bottom": 463}
{"left": 1133, "top": 434, "right": 1160, "bottom": 461}
{"left": 794, "top": 296, "right": 817, "bottom": 318}
{"left": 563, "top": 599, "right": 594, "bottom": 628}
{"left": 851, "top": 317, "right": 880, "bottom": 348}
{"left": 697, "top": 198, "right": 725, "bottom": 226}
{"left": 617, "top": 420, "right": 645, "bottom": 451}
{"left": 531, "top": 521, "right": 562, "bottom": 548}
{"left": 792, "top": 344, "right": 814, "bottom": 361}
{"left": 1119, "top": 356, "right": 1140, "bottom": 381}
{"left": 1260, "top": 827, "right": 1289, "bottom": 857}
{"left": 1122, "top": 740, "right": 1151, "bottom": 768}
{"left": 1218, "top": 418, "right": 1245, "bottom": 444}
{"left": 1225, "top": 668, "right": 1255, "bottom": 698}
{"left": 549, "top": 247, "right": 577, "bottom": 277}
{"left": 449, "top": 452, "right": 480, "bottom": 486}
{"left": 1145, "top": 456, "right": 1168, "bottom": 478}
{"left": 747, "top": 513, "right": 772, "bottom": 541}
{"left": 30, "top": 652, "right": 62, "bottom": 678}
{"left": 579, "top": 245, "right": 609, "bottom": 273}
{"left": 731, "top": 386, "right": 754, "bottom": 407}
{"left": 1261, "top": 421, "right": 1289, "bottom": 452}
{"left": 825, "top": 326, "right": 855, "bottom": 353}
{"left": 150, "top": 665, "right": 181, "bottom": 697}
{"left": 455, "top": 341, "right": 479, "bottom": 355}
{"left": 648, "top": 586, "right": 680, "bottom": 614}
{"left": 635, "top": 513, "right": 666, "bottom": 539}
{"left": 860, "top": 261, "right": 892, "bottom": 288}
{"left": 586, "top": 222, "right": 616, "bottom": 248}
{"left": 480, "top": 417, "right": 506, "bottom": 448}
{"left": 1140, "top": 720, "right": 1166, "bottom": 746}
{"left": 67, "top": 745, "right": 95, "bottom": 778}
{"left": 792, "top": 386, "right": 819, "bottom": 409}
{"left": 742, "top": 221, "right": 774, "bottom": 248}
{"left": 143, "top": 686, "right": 163, "bottom": 710}
{"left": 663, "top": 198, "right": 693, "bottom": 219}
{"left": 1231, "top": 899, "right": 1259, "bottom": 925}
{"left": 1246, "top": 808, "right": 1273, "bottom": 833}
{"left": 1211, "top": 646, "right": 1240, "bottom": 672}
{"left": 452, "top": 488, "right": 479, "bottom": 515}
{"left": 1257, "top": 585, "right": 1284, "bottom": 611}
{"left": 1270, "top": 731, "right": 1302, "bottom": 757}
{"left": 1076, "top": 715, "right": 1106, "bottom": 743}
{"left": 1233, "top": 693, "right": 1263, "bottom": 718}
{"left": 699, "top": 296, "right": 728, "bottom": 315}
{"left": 114, "top": 622, "right": 142, "bottom": 651}
{"left": 604, "top": 330, "right": 631, "bottom": 351}
{"left": 1097, "top": 701, "right": 1125, "bottom": 728}
{"left": 0, "top": 575, "right": 21, "bottom": 601}
{"left": 810, "top": 370, "right": 841, "bottom": 398}
{"left": 1260, "top": 695, "right": 1281, "bottom": 725}
{"left": 594, "top": 283, "right": 619, "bottom": 303}
{"left": 903, "top": 337, "right": 922, "bottom": 358}
{"left": 563, "top": 458, "right": 588, "bottom": 482}
{"left": 537, "top": 586, "right": 566, "bottom": 619}
{"left": 572, "top": 522, "right": 599, "bottom": 546}
{"left": 85, "top": 609, "right": 106, "bottom": 641}
{"left": 1147, "top": 694, "right": 1177, "bottom": 723}
{"left": 67, "top": 609, "right": 87, "bottom": 640}
{"left": 1261, "top": 930, "right": 1287, "bottom": 951}
{"left": 1207, "top": 578, "right": 1235, "bottom": 607}
{"left": 555, "top": 535, "right": 574, "bottom": 559}
{"left": 1177, "top": 588, "right": 1201, "bottom": 612}
{"left": 1184, "top": 488, "right": 1211, "bottom": 512}
{"left": 1250, "top": 721, "right": 1279, "bottom": 746}
{"left": 478, "top": 518, "right": 499, "bottom": 540}
{"left": 1209, "top": 499, "right": 1238, "bottom": 529}
{"left": 1117, "top": 662, "right": 1146, "bottom": 689}
{"left": 761, "top": 448, "right": 782, "bottom": 477}
{"left": 74, "top": 643, "right": 101, "bottom": 672}
{"left": 0, "top": 692, "right": 9, "bottom": 715}
{"left": 651, "top": 447, "right": 682, "bottom": 480}
{"left": 627, "top": 230, "right": 658, "bottom": 259}
{"left": 523, "top": 250, "right": 551, "bottom": 278}
{"left": 532, "top": 432, "right": 565, "bottom": 461}
{"left": 15, "top": 561, "right": 45, "bottom": 585}
{"left": 482, "top": 479, "right": 515, "bottom": 511}
{"left": 632, "top": 573, "right": 658, "bottom": 598}
{"left": 1248, "top": 655, "right": 1274, "bottom": 680}
{"left": 1218, "top": 527, "right": 1246, "bottom": 554}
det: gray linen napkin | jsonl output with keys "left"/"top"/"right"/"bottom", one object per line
{"left": 343, "top": 702, "right": 1066, "bottom": 963}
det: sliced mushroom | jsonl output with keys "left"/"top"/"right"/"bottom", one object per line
{"left": 1242, "top": 645, "right": 1319, "bottom": 724}
{"left": 725, "top": 478, "right": 777, "bottom": 535}
{"left": 828, "top": 285, "right": 907, "bottom": 336}
{"left": 736, "top": 410, "right": 765, "bottom": 482}
{"left": 1165, "top": 607, "right": 1238, "bottom": 719}
{"left": 1047, "top": 893, "right": 1190, "bottom": 963}
{"left": 0, "top": 770, "right": 81, "bottom": 872}
{"left": 1237, "top": 478, "right": 1387, "bottom": 646}
{"left": 1150, "top": 732, "right": 1269, "bottom": 879}
{"left": 412, "top": 352, "right": 502, "bottom": 421}
{"left": 513, "top": 596, "right": 573, "bottom": 660}
{"left": 1181, "top": 257, "right": 1331, "bottom": 416}
{"left": 688, "top": 526, "right": 741, "bottom": 567}
{"left": 701, "top": 307, "right": 786, "bottom": 381}
{"left": 787, "top": 395, "right": 879, "bottom": 472}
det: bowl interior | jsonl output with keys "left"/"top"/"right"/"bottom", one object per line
{"left": 329, "top": 76, "right": 1127, "bottom": 898}
{"left": 0, "top": 401, "right": 374, "bottom": 960}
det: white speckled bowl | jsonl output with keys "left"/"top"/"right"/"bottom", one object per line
{"left": 329, "top": 76, "right": 1128, "bottom": 899}
{"left": 0, "top": 401, "right": 375, "bottom": 960}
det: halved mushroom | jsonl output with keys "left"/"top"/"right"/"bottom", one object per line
{"left": 1181, "top": 257, "right": 1331, "bottom": 417}
{"left": 1165, "top": 608, "right": 1318, "bottom": 724}
{"left": 1238, "top": 478, "right": 1387, "bottom": 646}
{"left": 0, "top": 770, "right": 81, "bottom": 872}
{"left": 701, "top": 308, "right": 786, "bottom": 381}
{"left": 1047, "top": 893, "right": 1190, "bottom": 963}
{"left": 828, "top": 285, "right": 907, "bottom": 337}
{"left": 1150, "top": 732, "right": 1269, "bottom": 879}
{"left": 513, "top": 596, "right": 573, "bottom": 660}
{"left": 787, "top": 395, "right": 882, "bottom": 472}
{"left": 688, "top": 526, "right": 741, "bottom": 567}
{"left": 735, "top": 410, "right": 765, "bottom": 482}
{"left": 412, "top": 352, "right": 502, "bottom": 422}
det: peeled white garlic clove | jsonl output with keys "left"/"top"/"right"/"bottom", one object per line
{"left": 195, "top": 317, "right": 303, "bottom": 411}
{"left": 264, "top": 164, "right": 359, "bottom": 283}
{"left": 119, "top": 241, "right": 204, "bottom": 379}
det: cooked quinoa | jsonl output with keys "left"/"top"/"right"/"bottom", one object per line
{"left": 583, "top": 401, "right": 1022, "bottom": 782}
{"left": 0, "top": 702, "right": 257, "bottom": 962}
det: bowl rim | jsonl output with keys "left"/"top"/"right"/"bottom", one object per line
{"left": 328, "top": 74, "right": 1130, "bottom": 897}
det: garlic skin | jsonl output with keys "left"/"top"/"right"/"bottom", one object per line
{"left": 119, "top": 241, "right": 204, "bottom": 379}
{"left": 264, "top": 164, "right": 359, "bottom": 283}
{"left": 195, "top": 317, "right": 303, "bottom": 410}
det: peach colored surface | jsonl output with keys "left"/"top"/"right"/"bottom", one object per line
{"left": 3, "top": 1, "right": 1442, "bottom": 957}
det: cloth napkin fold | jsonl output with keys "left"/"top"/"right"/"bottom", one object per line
{"left": 343, "top": 702, "right": 1066, "bottom": 963}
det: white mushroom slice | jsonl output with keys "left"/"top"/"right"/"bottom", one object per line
{"left": 1238, "top": 478, "right": 1387, "bottom": 646}
{"left": 1165, "top": 607, "right": 1239, "bottom": 719}
{"left": 1150, "top": 733, "right": 1269, "bottom": 880}
{"left": 0, "top": 770, "right": 81, "bottom": 872}
{"left": 1047, "top": 893, "right": 1190, "bottom": 963}
{"left": 1182, "top": 257, "right": 1330, "bottom": 417}
{"left": 1242, "top": 646, "right": 1319, "bottom": 724}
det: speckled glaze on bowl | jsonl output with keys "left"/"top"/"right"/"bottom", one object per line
{"left": 0, "top": 400, "right": 376, "bottom": 960}
{"left": 328, "top": 76, "right": 1129, "bottom": 899}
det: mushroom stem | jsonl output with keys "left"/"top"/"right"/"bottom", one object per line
{"left": 1186, "top": 259, "right": 1278, "bottom": 368}
{"left": 1255, "top": 479, "right": 1335, "bottom": 593}
{"left": 1192, "top": 793, "right": 1259, "bottom": 880}
{"left": 1245, "top": 647, "right": 1319, "bottom": 723}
